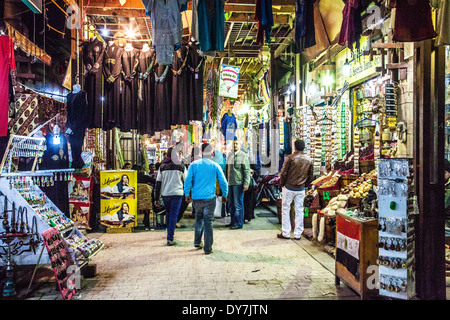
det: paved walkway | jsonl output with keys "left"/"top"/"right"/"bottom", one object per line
{"left": 22, "top": 206, "right": 361, "bottom": 300}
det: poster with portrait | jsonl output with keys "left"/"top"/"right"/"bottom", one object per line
{"left": 219, "top": 64, "right": 240, "bottom": 99}
{"left": 100, "top": 199, "right": 137, "bottom": 228}
{"left": 68, "top": 175, "right": 93, "bottom": 230}
{"left": 100, "top": 170, "right": 137, "bottom": 228}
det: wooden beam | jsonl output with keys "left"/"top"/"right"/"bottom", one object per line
{"left": 372, "top": 42, "right": 404, "bottom": 49}
{"left": 386, "top": 62, "right": 409, "bottom": 69}
{"left": 86, "top": 7, "right": 148, "bottom": 18}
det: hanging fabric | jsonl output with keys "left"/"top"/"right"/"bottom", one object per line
{"left": 141, "top": 0, "right": 189, "bottom": 65}
{"left": 338, "top": 0, "right": 363, "bottom": 50}
{"left": 0, "top": 35, "right": 16, "bottom": 137}
{"left": 66, "top": 90, "right": 88, "bottom": 169}
{"left": 137, "top": 47, "right": 156, "bottom": 135}
{"left": 197, "top": 0, "right": 225, "bottom": 53}
{"left": 81, "top": 37, "right": 105, "bottom": 129}
{"left": 187, "top": 43, "right": 205, "bottom": 122}
{"left": 171, "top": 45, "right": 190, "bottom": 126}
{"left": 8, "top": 94, "right": 39, "bottom": 136}
{"left": 102, "top": 43, "right": 124, "bottom": 131}
{"left": 254, "top": 0, "right": 274, "bottom": 45}
{"left": 153, "top": 64, "right": 173, "bottom": 132}
{"left": 120, "top": 46, "right": 139, "bottom": 132}
{"left": 391, "top": 0, "right": 436, "bottom": 42}
{"left": 293, "top": 0, "right": 316, "bottom": 53}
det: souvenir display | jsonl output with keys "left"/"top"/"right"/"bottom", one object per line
{"left": 377, "top": 158, "right": 415, "bottom": 300}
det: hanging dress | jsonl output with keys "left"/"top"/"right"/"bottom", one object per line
{"left": 141, "top": 0, "right": 189, "bottom": 66}
{"left": 66, "top": 90, "right": 88, "bottom": 169}
{"left": 81, "top": 37, "right": 105, "bottom": 129}
{"left": 187, "top": 43, "right": 205, "bottom": 122}
{"left": 197, "top": 0, "right": 225, "bottom": 53}
{"left": 153, "top": 64, "right": 173, "bottom": 132}
{"left": 392, "top": 0, "right": 436, "bottom": 42}
{"left": 137, "top": 48, "right": 156, "bottom": 135}
{"left": 0, "top": 35, "right": 16, "bottom": 137}
{"left": 121, "top": 47, "right": 139, "bottom": 132}
{"left": 293, "top": 0, "right": 317, "bottom": 54}
{"left": 254, "top": 0, "right": 274, "bottom": 45}
{"left": 171, "top": 45, "right": 190, "bottom": 126}
{"left": 338, "top": 0, "right": 363, "bottom": 50}
{"left": 103, "top": 43, "right": 124, "bottom": 131}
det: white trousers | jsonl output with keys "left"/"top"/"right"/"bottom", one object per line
{"left": 281, "top": 187, "right": 305, "bottom": 238}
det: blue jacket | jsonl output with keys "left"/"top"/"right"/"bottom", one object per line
{"left": 184, "top": 158, "right": 228, "bottom": 200}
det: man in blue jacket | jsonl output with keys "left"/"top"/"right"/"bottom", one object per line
{"left": 184, "top": 143, "right": 228, "bottom": 254}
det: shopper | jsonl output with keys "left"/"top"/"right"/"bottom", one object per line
{"left": 184, "top": 143, "right": 228, "bottom": 254}
{"left": 226, "top": 139, "right": 251, "bottom": 229}
{"left": 278, "top": 139, "right": 313, "bottom": 240}
{"left": 123, "top": 162, "right": 132, "bottom": 170}
{"left": 155, "top": 147, "right": 187, "bottom": 246}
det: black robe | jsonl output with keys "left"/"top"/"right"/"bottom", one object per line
{"left": 103, "top": 44, "right": 124, "bottom": 131}
{"left": 153, "top": 64, "right": 173, "bottom": 132}
{"left": 81, "top": 37, "right": 105, "bottom": 128}
{"left": 66, "top": 90, "right": 88, "bottom": 169}
{"left": 187, "top": 43, "right": 204, "bottom": 122}
{"left": 121, "top": 48, "right": 139, "bottom": 132}
{"left": 171, "top": 46, "right": 189, "bottom": 126}
{"left": 137, "top": 48, "right": 156, "bottom": 135}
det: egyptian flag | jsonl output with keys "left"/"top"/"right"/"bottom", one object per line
{"left": 336, "top": 215, "right": 360, "bottom": 280}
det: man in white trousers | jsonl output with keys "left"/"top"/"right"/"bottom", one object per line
{"left": 277, "top": 139, "right": 314, "bottom": 240}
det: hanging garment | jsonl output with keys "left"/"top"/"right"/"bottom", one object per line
{"left": 392, "top": 0, "right": 436, "bottom": 42}
{"left": 137, "top": 48, "right": 156, "bottom": 135}
{"left": 171, "top": 45, "right": 190, "bottom": 126}
{"left": 255, "top": 0, "right": 274, "bottom": 45}
{"left": 8, "top": 94, "right": 40, "bottom": 136}
{"left": 81, "top": 37, "right": 105, "bottom": 129}
{"left": 0, "top": 35, "right": 16, "bottom": 137}
{"left": 431, "top": 0, "right": 449, "bottom": 46}
{"left": 338, "top": 0, "right": 363, "bottom": 49}
{"left": 191, "top": 0, "right": 200, "bottom": 42}
{"left": 153, "top": 64, "right": 173, "bottom": 132}
{"left": 293, "top": 0, "right": 317, "bottom": 54}
{"left": 221, "top": 112, "right": 237, "bottom": 141}
{"left": 187, "top": 43, "right": 205, "bottom": 122}
{"left": 103, "top": 43, "right": 124, "bottom": 131}
{"left": 66, "top": 90, "right": 88, "bottom": 169}
{"left": 121, "top": 47, "right": 139, "bottom": 132}
{"left": 141, "top": 0, "right": 189, "bottom": 65}
{"left": 197, "top": 0, "right": 225, "bottom": 52}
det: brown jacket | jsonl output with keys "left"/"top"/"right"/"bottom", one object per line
{"left": 280, "top": 151, "right": 314, "bottom": 189}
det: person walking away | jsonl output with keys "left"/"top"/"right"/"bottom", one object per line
{"left": 226, "top": 139, "right": 251, "bottom": 229}
{"left": 155, "top": 147, "right": 187, "bottom": 246}
{"left": 184, "top": 143, "right": 228, "bottom": 254}
{"left": 277, "top": 139, "right": 313, "bottom": 240}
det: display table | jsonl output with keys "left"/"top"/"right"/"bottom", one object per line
{"left": 335, "top": 212, "right": 378, "bottom": 300}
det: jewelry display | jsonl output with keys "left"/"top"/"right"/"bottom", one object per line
{"left": 377, "top": 158, "right": 415, "bottom": 299}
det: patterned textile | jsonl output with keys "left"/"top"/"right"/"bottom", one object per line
{"left": 8, "top": 94, "right": 40, "bottom": 136}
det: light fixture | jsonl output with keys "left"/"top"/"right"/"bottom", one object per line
{"left": 323, "top": 70, "right": 334, "bottom": 87}
{"left": 290, "top": 84, "right": 296, "bottom": 92}
{"left": 343, "top": 58, "right": 351, "bottom": 77}
{"left": 306, "top": 80, "right": 319, "bottom": 97}
{"left": 52, "top": 124, "right": 61, "bottom": 145}
{"left": 125, "top": 26, "right": 136, "bottom": 39}
{"left": 101, "top": 26, "right": 109, "bottom": 37}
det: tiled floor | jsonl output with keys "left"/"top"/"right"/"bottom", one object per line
{"left": 20, "top": 206, "right": 361, "bottom": 300}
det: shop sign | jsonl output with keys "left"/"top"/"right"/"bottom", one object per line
{"left": 336, "top": 37, "right": 382, "bottom": 89}
{"left": 68, "top": 175, "right": 93, "bottom": 230}
{"left": 99, "top": 170, "right": 137, "bottom": 228}
{"left": 219, "top": 64, "right": 240, "bottom": 99}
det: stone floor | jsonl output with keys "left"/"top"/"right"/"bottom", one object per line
{"left": 6, "top": 205, "right": 450, "bottom": 301}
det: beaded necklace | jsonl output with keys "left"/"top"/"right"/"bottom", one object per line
{"left": 172, "top": 47, "right": 190, "bottom": 76}
{"left": 155, "top": 65, "right": 170, "bottom": 82}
